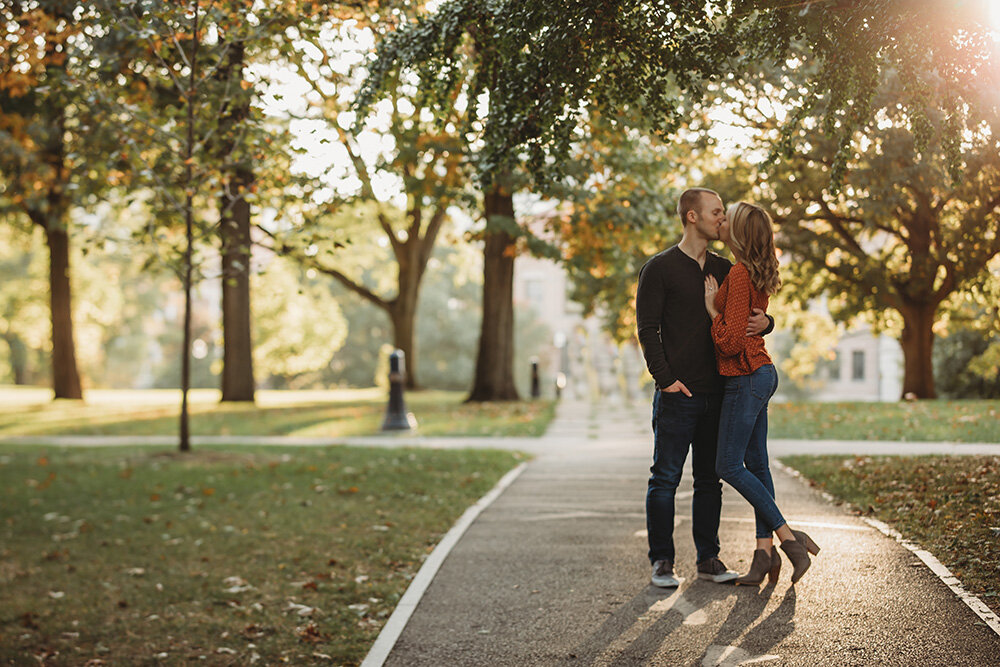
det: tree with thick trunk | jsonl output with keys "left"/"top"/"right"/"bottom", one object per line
{"left": 217, "top": 40, "right": 255, "bottom": 402}
{"left": 467, "top": 186, "right": 519, "bottom": 401}
{"left": 265, "top": 197, "right": 449, "bottom": 390}
{"left": 25, "top": 134, "right": 84, "bottom": 400}
{"left": 722, "top": 67, "right": 1000, "bottom": 398}
{"left": 40, "top": 220, "right": 83, "bottom": 399}
{"left": 220, "top": 170, "right": 255, "bottom": 401}
{"left": 265, "top": 16, "right": 465, "bottom": 390}
{"left": 2, "top": 5, "right": 88, "bottom": 400}
{"left": 898, "top": 300, "right": 940, "bottom": 398}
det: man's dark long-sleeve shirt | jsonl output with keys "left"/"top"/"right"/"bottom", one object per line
{"left": 636, "top": 245, "right": 747, "bottom": 393}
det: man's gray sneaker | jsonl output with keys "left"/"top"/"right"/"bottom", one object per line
{"left": 696, "top": 557, "right": 739, "bottom": 583}
{"left": 651, "top": 560, "right": 682, "bottom": 588}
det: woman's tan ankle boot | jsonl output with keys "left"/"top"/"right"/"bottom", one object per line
{"left": 735, "top": 549, "right": 772, "bottom": 586}
{"left": 791, "top": 529, "right": 820, "bottom": 555}
{"left": 780, "top": 538, "right": 812, "bottom": 583}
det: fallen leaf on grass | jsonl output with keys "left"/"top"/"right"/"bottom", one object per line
{"left": 223, "top": 576, "right": 252, "bottom": 593}
{"left": 285, "top": 602, "right": 316, "bottom": 617}
{"left": 36, "top": 472, "right": 57, "bottom": 490}
{"left": 241, "top": 624, "right": 268, "bottom": 639}
{"left": 296, "top": 621, "right": 327, "bottom": 643}
{"left": 32, "top": 650, "right": 58, "bottom": 663}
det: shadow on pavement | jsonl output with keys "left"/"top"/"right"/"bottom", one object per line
{"left": 698, "top": 583, "right": 796, "bottom": 665}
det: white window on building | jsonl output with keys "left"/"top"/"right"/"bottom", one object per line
{"left": 852, "top": 350, "right": 866, "bottom": 380}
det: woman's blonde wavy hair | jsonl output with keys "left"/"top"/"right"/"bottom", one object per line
{"left": 726, "top": 202, "right": 781, "bottom": 296}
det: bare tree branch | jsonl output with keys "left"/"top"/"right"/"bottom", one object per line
{"left": 255, "top": 226, "right": 392, "bottom": 310}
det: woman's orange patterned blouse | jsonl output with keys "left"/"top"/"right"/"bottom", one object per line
{"left": 711, "top": 262, "right": 773, "bottom": 376}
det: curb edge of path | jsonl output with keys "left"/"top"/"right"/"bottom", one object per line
{"left": 774, "top": 459, "right": 1000, "bottom": 639}
{"left": 360, "top": 461, "right": 530, "bottom": 667}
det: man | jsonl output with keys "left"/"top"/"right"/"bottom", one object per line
{"left": 635, "top": 187, "right": 773, "bottom": 587}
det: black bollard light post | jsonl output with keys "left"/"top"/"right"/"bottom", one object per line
{"left": 382, "top": 350, "right": 417, "bottom": 431}
{"left": 530, "top": 357, "right": 541, "bottom": 399}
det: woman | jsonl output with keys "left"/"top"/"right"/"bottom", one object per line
{"left": 703, "top": 202, "right": 820, "bottom": 586}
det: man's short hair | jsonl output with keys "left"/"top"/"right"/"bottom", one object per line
{"left": 677, "top": 188, "right": 720, "bottom": 227}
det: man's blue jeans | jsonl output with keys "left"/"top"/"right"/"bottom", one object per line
{"left": 647, "top": 390, "right": 723, "bottom": 565}
{"left": 716, "top": 363, "right": 784, "bottom": 538}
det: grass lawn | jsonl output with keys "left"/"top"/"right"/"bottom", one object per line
{"left": 769, "top": 400, "right": 1000, "bottom": 443}
{"left": 0, "top": 387, "right": 556, "bottom": 439}
{"left": 783, "top": 454, "right": 1000, "bottom": 616}
{"left": 0, "top": 444, "right": 524, "bottom": 665}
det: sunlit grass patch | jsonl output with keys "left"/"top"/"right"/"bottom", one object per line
{"left": 783, "top": 454, "right": 1000, "bottom": 616}
{"left": 769, "top": 400, "right": 1000, "bottom": 443}
{"left": 0, "top": 387, "right": 556, "bottom": 439}
{"left": 0, "top": 444, "right": 524, "bottom": 665}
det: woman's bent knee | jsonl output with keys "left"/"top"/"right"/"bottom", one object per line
{"left": 715, "top": 462, "right": 739, "bottom": 482}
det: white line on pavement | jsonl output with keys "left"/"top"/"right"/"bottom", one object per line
{"left": 718, "top": 517, "right": 871, "bottom": 531}
{"left": 359, "top": 462, "right": 528, "bottom": 667}
{"left": 520, "top": 510, "right": 646, "bottom": 522}
{"left": 633, "top": 517, "right": 868, "bottom": 539}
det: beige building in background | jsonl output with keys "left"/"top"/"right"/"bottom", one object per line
{"left": 803, "top": 325, "right": 904, "bottom": 402}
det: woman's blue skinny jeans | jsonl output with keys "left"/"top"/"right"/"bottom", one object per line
{"left": 716, "top": 363, "right": 785, "bottom": 539}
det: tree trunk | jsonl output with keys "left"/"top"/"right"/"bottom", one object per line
{"left": 180, "top": 225, "right": 193, "bottom": 452}
{"left": 220, "top": 165, "right": 255, "bottom": 402}
{"left": 389, "top": 298, "right": 419, "bottom": 391}
{"left": 179, "top": 6, "right": 200, "bottom": 453}
{"left": 29, "top": 102, "right": 82, "bottom": 400}
{"left": 392, "top": 248, "right": 423, "bottom": 390}
{"left": 44, "top": 224, "right": 83, "bottom": 399}
{"left": 2, "top": 333, "right": 28, "bottom": 385}
{"left": 467, "top": 187, "right": 519, "bottom": 402}
{"left": 898, "top": 301, "right": 937, "bottom": 399}
{"left": 217, "top": 40, "right": 255, "bottom": 402}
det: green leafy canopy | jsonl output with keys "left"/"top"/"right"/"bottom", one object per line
{"left": 357, "top": 0, "right": 999, "bottom": 189}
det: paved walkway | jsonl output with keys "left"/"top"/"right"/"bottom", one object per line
{"left": 367, "top": 397, "right": 1000, "bottom": 666}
